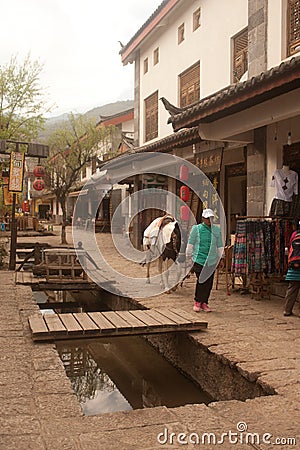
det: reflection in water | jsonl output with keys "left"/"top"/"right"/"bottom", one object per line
{"left": 56, "top": 336, "right": 212, "bottom": 416}
{"left": 58, "top": 345, "right": 130, "bottom": 414}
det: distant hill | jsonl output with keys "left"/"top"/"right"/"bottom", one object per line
{"left": 39, "top": 100, "right": 134, "bottom": 141}
{"left": 84, "top": 100, "right": 134, "bottom": 120}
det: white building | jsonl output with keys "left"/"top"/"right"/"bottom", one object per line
{"left": 120, "top": 0, "right": 300, "bottom": 242}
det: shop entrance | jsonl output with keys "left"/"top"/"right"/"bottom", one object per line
{"left": 283, "top": 142, "right": 300, "bottom": 218}
{"left": 225, "top": 163, "right": 247, "bottom": 238}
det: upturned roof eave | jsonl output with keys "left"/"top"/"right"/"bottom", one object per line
{"left": 120, "top": 0, "right": 180, "bottom": 65}
{"left": 171, "top": 55, "right": 300, "bottom": 131}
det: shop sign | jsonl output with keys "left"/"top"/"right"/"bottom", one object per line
{"left": 8, "top": 151, "right": 25, "bottom": 192}
{"left": 196, "top": 148, "right": 223, "bottom": 173}
{"left": 198, "top": 173, "right": 220, "bottom": 222}
{"left": 33, "top": 178, "right": 45, "bottom": 191}
{"left": 143, "top": 174, "right": 168, "bottom": 188}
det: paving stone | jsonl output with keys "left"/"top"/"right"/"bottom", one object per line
{"left": 41, "top": 435, "right": 81, "bottom": 450}
{"left": 0, "top": 415, "right": 41, "bottom": 435}
{"left": 0, "top": 384, "right": 33, "bottom": 399}
{"left": 0, "top": 230, "right": 299, "bottom": 449}
{"left": 237, "top": 358, "right": 298, "bottom": 378}
{"left": 32, "top": 357, "right": 65, "bottom": 372}
{"left": 41, "top": 407, "right": 177, "bottom": 435}
{"left": 0, "top": 370, "right": 31, "bottom": 386}
{"left": 35, "top": 393, "right": 83, "bottom": 418}
{"left": 258, "top": 370, "right": 300, "bottom": 389}
{"left": 0, "top": 396, "right": 37, "bottom": 416}
{"left": 0, "top": 435, "right": 46, "bottom": 450}
{"left": 79, "top": 423, "right": 187, "bottom": 450}
{"left": 33, "top": 377, "right": 73, "bottom": 395}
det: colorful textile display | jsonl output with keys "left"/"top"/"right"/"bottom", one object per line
{"left": 231, "top": 219, "right": 293, "bottom": 276}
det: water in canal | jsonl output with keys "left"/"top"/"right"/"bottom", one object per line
{"left": 56, "top": 335, "right": 213, "bottom": 415}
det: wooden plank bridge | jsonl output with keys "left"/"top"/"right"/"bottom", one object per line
{"left": 28, "top": 308, "right": 207, "bottom": 341}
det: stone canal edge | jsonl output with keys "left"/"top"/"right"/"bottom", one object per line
{"left": 0, "top": 271, "right": 299, "bottom": 449}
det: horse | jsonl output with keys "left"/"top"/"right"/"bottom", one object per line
{"left": 142, "top": 215, "right": 182, "bottom": 292}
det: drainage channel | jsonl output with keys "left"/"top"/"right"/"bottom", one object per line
{"left": 33, "top": 289, "right": 274, "bottom": 416}
{"left": 56, "top": 335, "right": 213, "bottom": 415}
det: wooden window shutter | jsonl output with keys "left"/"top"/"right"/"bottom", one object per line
{"left": 178, "top": 23, "right": 185, "bottom": 44}
{"left": 144, "top": 58, "right": 149, "bottom": 74}
{"left": 179, "top": 62, "right": 200, "bottom": 107}
{"left": 287, "top": 0, "right": 300, "bottom": 55}
{"left": 145, "top": 91, "right": 158, "bottom": 142}
{"left": 233, "top": 28, "right": 248, "bottom": 82}
{"left": 154, "top": 48, "right": 159, "bottom": 65}
{"left": 193, "top": 7, "right": 201, "bottom": 31}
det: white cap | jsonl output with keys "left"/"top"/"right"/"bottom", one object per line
{"left": 202, "top": 208, "right": 215, "bottom": 218}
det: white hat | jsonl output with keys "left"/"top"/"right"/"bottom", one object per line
{"left": 202, "top": 208, "right": 215, "bottom": 218}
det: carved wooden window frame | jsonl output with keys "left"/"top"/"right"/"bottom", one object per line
{"left": 179, "top": 62, "right": 200, "bottom": 107}
{"left": 153, "top": 47, "right": 159, "bottom": 65}
{"left": 193, "top": 7, "right": 201, "bottom": 31}
{"left": 144, "top": 58, "right": 149, "bottom": 74}
{"left": 178, "top": 23, "right": 185, "bottom": 44}
{"left": 145, "top": 91, "right": 158, "bottom": 142}
{"left": 287, "top": 0, "right": 300, "bottom": 56}
{"left": 232, "top": 27, "right": 248, "bottom": 82}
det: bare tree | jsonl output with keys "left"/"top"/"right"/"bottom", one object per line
{"left": 46, "top": 113, "right": 116, "bottom": 244}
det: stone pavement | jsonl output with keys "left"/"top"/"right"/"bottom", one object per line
{"left": 0, "top": 227, "right": 299, "bottom": 449}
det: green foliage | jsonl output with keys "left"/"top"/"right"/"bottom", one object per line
{"left": 46, "top": 113, "right": 116, "bottom": 199}
{"left": 46, "top": 113, "right": 118, "bottom": 243}
{"left": 0, "top": 54, "right": 51, "bottom": 141}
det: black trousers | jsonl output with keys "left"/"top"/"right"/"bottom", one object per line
{"left": 193, "top": 262, "right": 215, "bottom": 304}
{"left": 284, "top": 281, "right": 300, "bottom": 314}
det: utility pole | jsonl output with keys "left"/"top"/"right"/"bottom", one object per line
{"left": 8, "top": 143, "right": 20, "bottom": 270}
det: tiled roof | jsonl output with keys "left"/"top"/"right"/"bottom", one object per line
{"left": 120, "top": 0, "right": 178, "bottom": 63}
{"left": 98, "top": 127, "right": 199, "bottom": 168}
{"left": 97, "top": 108, "right": 134, "bottom": 123}
{"left": 134, "top": 126, "right": 199, "bottom": 153}
{"left": 120, "top": 1, "right": 169, "bottom": 54}
{"left": 170, "top": 55, "right": 300, "bottom": 131}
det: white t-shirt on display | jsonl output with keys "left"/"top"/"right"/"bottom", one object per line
{"left": 270, "top": 168, "right": 298, "bottom": 202}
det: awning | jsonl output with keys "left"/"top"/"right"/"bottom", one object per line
{"left": 68, "top": 189, "right": 88, "bottom": 198}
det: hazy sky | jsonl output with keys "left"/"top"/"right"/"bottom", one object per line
{"left": 1, "top": 1, "right": 161, "bottom": 117}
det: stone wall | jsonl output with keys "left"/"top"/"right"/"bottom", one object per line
{"left": 104, "top": 292, "right": 275, "bottom": 402}
{"left": 248, "top": 0, "right": 268, "bottom": 78}
{"left": 246, "top": 127, "right": 267, "bottom": 215}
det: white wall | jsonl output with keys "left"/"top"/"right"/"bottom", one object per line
{"left": 138, "top": 0, "right": 248, "bottom": 144}
{"left": 267, "top": 0, "right": 284, "bottom": 67}
{"left": 122, "top": 118, "right": 134, "bottom": 134}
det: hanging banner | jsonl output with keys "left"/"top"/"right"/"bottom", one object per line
{"left": 8, "top": 151, "right": 25, "bottom": 192}
{"left": 3, "top": 185, "right": 14, "bottom": 205}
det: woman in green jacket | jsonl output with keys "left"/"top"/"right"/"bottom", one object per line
{"left": 186, "top": 208, "right": 224, "bottom": 312}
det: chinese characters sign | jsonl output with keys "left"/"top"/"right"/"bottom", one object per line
{"left": 196, "top": 148, "right": 222, "bottom": 173}
{"left": 9, "top": 152, "right": 25, "bottom": 192}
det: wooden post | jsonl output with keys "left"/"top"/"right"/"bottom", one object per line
{"left": 9, "top": 192, "right": 17, "bottom": 270}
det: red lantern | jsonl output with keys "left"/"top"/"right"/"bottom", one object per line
{"left": 180, "top": 185, "right": 190, "bottom": 202}
{"left": 22, "top": 200, "right": 30, "bottom": 213}
{"left": 179, "top": 164, "right": 189, "bottom": 181}
{"left": 33, "top": 165, "right": 45, "bottom": 178}
{"left": 33, "top": 178, "right": 45, "bottom": 191}
{"left": 180, "top": 205, "right": 190, "bottom": 221}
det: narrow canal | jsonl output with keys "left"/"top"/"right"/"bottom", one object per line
{"left": 56, "top": 335, "right": 212, "bottom": 415}
{"left": 33, "top": 290, "right": 213, "bottom": 416}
